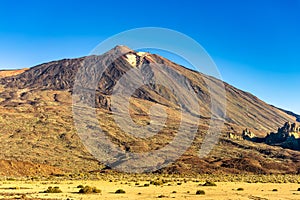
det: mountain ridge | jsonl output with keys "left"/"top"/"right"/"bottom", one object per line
{"left": 271, "top": 105, "right": 300, "bottom": 122}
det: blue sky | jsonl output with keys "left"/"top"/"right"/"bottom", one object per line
{"left": 0, "top": 0, "right": 299, "bottom": 113}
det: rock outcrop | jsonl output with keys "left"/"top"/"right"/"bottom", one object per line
{"left": 243, "top": 122, "right": 300, "bottom": 150}
{"left": 242, "top": 128, "right": 255, "bottom": 139}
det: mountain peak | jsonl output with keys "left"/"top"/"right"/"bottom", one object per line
{"left": 109, "top": 45, "right": 133, "bottom": 55}
{"left": 1, "top": 44, "right": 300, "bottom": 175}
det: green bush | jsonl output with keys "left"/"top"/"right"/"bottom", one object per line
{"left": 44, "top": 186, "right": 62, "bottom": 193}
{"left": 196, "top": 190, "right": 205, "bottom": 195}
{"left": 78, "top": 186, "right": 101, "bottom": 194}
{"left": 115, "top": 189, "right": 126, "bottom": 194}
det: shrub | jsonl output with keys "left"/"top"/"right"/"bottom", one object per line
{"left": 298, "top": 188, "right": 300, "bottom": 191}
{"left": 158, "top": 194, "right": 167, "bottom": 198}
{"left": 196, "top": 190, "right": 205, "bottom": 195}
{"left": 237, "top": 188, "right": 244, "bottom": 191}
{"left": 8, "top": 186, "right": 19, "bottom": 190}
{"left": 115, "top": 189, "right": 126, "bottom": 194}
{"left": 177, "top": 182, "right": 182, "bottom": 185}
{"left": 77, "top": 185, "right": 84, "bottom": 188}
{"left": 272, "top": 189, "right": 278, "bottom": 192}
{"left": 78, "top": 186, "right": 101, "bottom": 194}
{"left": 162, "top": 179, "right": 169, "bottom": 184}
{"left": 144, "top": 183, "right": 150, "bottom": 187}
{"left": 150, "top": 180, "right": 163, "bottom": 186}
{"left": 202, "top": 181, "right": 217, "bottom": 186}
{"left": 44, "top": 186, "right": 62, "bottom": 193}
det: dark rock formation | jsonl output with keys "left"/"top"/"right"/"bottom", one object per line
{"left": 242, "top": 128, "right": 255, "bottom": 140}
{"left": 243, "top": 122, "right": 300, "bottom": 150}
{"left": 242, "top": 129, "right": 265, "bottom": 143}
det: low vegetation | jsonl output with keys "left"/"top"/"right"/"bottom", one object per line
{"left": 78, "top": 185, "right": 101, "bottom": 194}
{"left": 196, "top": 190, "right": 205, "bottom": 195}
{"left": 43, "top": 186, "right": 62, "bottom": 193}
{"left": 158, "top": 194, "right": 168, "bottom": 198}
{"left": 115, "top": 189, "right": 126, "bottom": 194}
{"left": 1, "top": 176, "right": 300, "bottom": 199}
{"left": 202, "top": 181, "right": 217, "bottom": 186}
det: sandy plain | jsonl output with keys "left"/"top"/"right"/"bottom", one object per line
{"left": 1, "top": 179, "right": 300, "bottom": 200}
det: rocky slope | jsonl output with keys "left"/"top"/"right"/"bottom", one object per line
{"left": 274, "top": 106, "right": 300, "bottom": 122}
{"left": 0, "top": 45, "right": 299, "bottom": 176}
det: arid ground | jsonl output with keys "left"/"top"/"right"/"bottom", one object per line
{"left": 1, "top": 175, "right": 300, "bottom": 200}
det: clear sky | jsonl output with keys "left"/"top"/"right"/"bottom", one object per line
{"left": 0, "top": 0, "right": 299, "bottom": 113}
